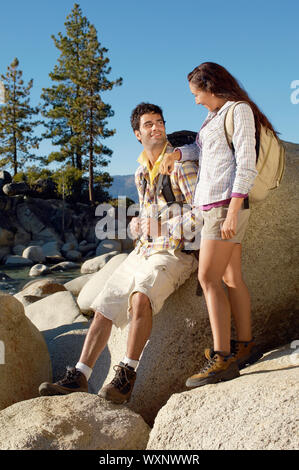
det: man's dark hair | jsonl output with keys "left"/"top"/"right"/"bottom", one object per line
{"left": 130, "top": 102, "right": 165, "bottom": 132}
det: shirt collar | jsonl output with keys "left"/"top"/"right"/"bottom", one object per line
{"left": 137, "top": 142, "right": 169, "bottom": 185}
{"left": 207, "top": 100, "right": 235, "bottom": 119}
{"left": 216, "top": 100, "right": 235, "bottom": 116}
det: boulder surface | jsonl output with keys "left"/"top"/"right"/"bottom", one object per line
{"left": 0, "top": 294, "right": 52, "bottom": 411}
{"left": 147, "top": 345, "right": 299, "bottom": 450}
{"left": 0, "top": 393, "right": 150, "bottom": 450}
{"left": 101, "top": 148, "right": 299, "bottom": 426}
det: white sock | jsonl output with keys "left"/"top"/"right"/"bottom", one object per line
{"left": 122, "top": 356, "right": 139, "bottom": 370}
{"left": 75, "top": 362, "right": 93, "bottom": 381}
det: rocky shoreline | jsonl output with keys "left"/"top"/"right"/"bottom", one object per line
{"left": 0, "top": 142, "right": 298, "bottom": 449}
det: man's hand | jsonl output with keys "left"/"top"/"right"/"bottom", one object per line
{"left": 160, "top": 150, "right": 181, "bottom": 175}
{"left": 140, "top": 217, "right": 161, "bottom": 239}
{"left": 129, "top": 216, "right": 141, "bottom": 239}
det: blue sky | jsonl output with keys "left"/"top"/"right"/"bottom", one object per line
{"left": 0, "top": 0, "right": 298, "bottom": 175}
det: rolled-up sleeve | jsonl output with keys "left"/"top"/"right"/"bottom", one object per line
{"left": 231, "top": 103, "right": 258, "bottom": 194}
{"left": 176, "top": 142, "right": 201, "bottom": 164}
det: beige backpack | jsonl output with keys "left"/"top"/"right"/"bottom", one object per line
{"left": 224, "top": 101, "right": 286, "bottom": 204}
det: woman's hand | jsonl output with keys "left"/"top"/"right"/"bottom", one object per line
{"left": 221, "top": 197, "right": 244, "bottom": 239}
{"left": 221, "top": 212, "right": 238, "bottom": 239}
{"left": 160, "top": 150, "right": 181, "bottom": 174}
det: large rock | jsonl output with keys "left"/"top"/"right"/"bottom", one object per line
{"left": 16, "top": 202, "right": 62, "bottom": 244}
{"left": 147, "top": 346, "right": 299, "bottom": 450}
{"left": 29, "top": 264, "right": 51, "bottom": 277}
{"left": 80, "top": 251, "right": 120, "bottom": 274}
{"left": 2, "top": 181, "right": 29, "bottom": 196}
{"left": 41, "top": 241, "right": 63, "bottom": 258}
{"left": 0, "top": 294, "right": 52, "bottom": 411}
{"left": 50, "top": 261, "right": 80, "bottom": 271}
{"left": 4, "top": 255, "right": 33, "bottom": 266}
{"left": 0, "top": 227, "right": 14, "bottom": 247}
{"left": 64, "top": 273, "right": 93, "bottom": 297}
{"left": 96, "top": 239, "right": 122, "bottom": 256}
{"left": 12, "top": 244, "right": 26, "bottom": 255}
{"left": 22, "top": 245, "right": 46, "bottom": 263}
{"left": 14, "top": 278, "right": 67, "bottom": 307}
{"left": 64, "top": 250, "right": 82, "bottom": 262}
{"left": 0, "top": 170, "right": 12, "bottom": 191}
{"left": 77, "top": 253, "right": 128, "bottom": 313}
{"left": 240, "top": 144, "right": 299, "bottom": 353}
{"left": 18, "top": 278, "right": 67, "bottom": 297}
{"left": 61, "top": 241, "right": 79, "bottom": 254}
{"left": 101, "top": 276, "right": 208, "bottom": 426}
{"left": 0, "top": 246, "right": 11, "bottom": 263}
{"left": 25, "top": 291, "right": 87, "bottom": 331}
{"left": 78, "top": 242, "right": 97, "bottom": 255}
{"left": 98, "top": 148, "right": 299, "bottom": 426}
{"left": 0, "top": 393, "right": 150, "bottom": 450}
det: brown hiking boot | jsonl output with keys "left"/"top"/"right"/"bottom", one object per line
{"left": 231, "top": 339, "right": 263, "bottom": 370}
{"left": 186, "top": 349, "right": 240, "bottom": 388}
{"left": 39, "top": 367, "right": 88, "bottom": 396}
{"left": 98, "top": 362, "right": 136, "bottom": 404}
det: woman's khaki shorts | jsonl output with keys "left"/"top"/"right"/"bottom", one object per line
{"left": 90, "top": 248, "right": 198, "bottom": 329}
{"left": 201, "top": 205, "right": 250, "bottom": 243}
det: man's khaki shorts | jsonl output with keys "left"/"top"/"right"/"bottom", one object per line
{"left": 90, "top": 248, "right": 198, "bottom": 329}
{"left": 201, "top": 205, "right": 250, "bottom": 243}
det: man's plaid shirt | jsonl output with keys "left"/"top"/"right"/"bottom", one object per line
{"left": 134, "top": 143, "right": 199, "bottom": 257}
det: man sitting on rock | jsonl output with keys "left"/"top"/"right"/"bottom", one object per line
{"left": 39, "top": 102, "right": 200, "bottom": 404}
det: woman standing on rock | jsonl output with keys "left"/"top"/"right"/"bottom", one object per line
{"left": 160, "top": 62, "right": 276, "bottom": 387}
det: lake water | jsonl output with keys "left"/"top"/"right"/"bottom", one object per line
{"left": 0, "top": 265, "right": 82, "bottom": 295}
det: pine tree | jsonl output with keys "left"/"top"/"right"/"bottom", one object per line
{"left": 0, "top": 58, "right": 41, "bottom": 176}
{"left": 41, "top": 4, "right": 122, "bottom": 203}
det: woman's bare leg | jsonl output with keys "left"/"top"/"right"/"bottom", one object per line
{"left": 198, "top": 239, "right": 236, "bottom": 354}
{"left": 222, "top": 243, "right": 252, "bottom": 341}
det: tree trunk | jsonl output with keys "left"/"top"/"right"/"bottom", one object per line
{"left": 12, "top": 78, "right": 17, "bottom": 176}
{"left": 89, "top": 107, "right": 94, "bottom": 203}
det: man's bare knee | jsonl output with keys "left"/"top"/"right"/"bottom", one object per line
{"left": 93, "top": 310, "right": 112, "bottom": 326}
{"left": 131, "top": 292, "right": 152, "bottom": 318}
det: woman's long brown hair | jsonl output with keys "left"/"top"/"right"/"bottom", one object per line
{"left": 188, "top": 62, "right": 278, "bottom": 138}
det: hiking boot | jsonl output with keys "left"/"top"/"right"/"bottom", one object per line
{"left": 98, "top": 362, "right": 136, "bottom": 404}
{"left": 231, "top": 339, "right": 263, "bottom": 370}
{"left": 39, "top": 367, "right": 88, "bottom": 396}
{"left": 186, "top": 349, "right": 240, "bottom": 388}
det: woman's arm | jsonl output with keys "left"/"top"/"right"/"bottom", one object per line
{"left": 222, "top": 103, "right": 257, "bottom": 240}
{"left": 231, "top": 103, "right": 258, "bottom": 195}
{"left": 160, "top": 142, "right": 200, "bottom": 174}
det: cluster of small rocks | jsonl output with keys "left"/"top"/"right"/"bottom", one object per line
{"left": 0, "top": 169, "right": 134, "bottom": 276}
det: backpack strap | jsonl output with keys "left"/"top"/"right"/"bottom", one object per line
{"left": 141, "top": 176, "right": 147, "bottom": 199}
{"left": 160, "top": 174, "right": 176, "bottom": 204}
{"left": 223, "top": 101, "right": 245, "bottom": 149}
